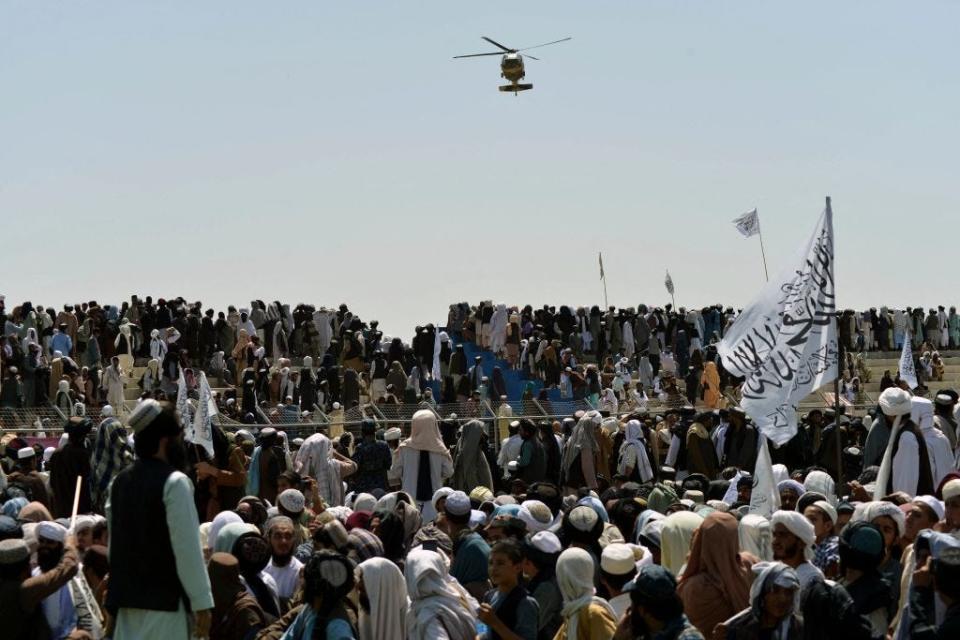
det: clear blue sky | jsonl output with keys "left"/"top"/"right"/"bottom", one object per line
{"left": 2, "top": 2, "right": 958, "bottom": 338}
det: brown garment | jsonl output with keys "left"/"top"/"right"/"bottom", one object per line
{"left": 0, "top": 542, "right": 79, "bottom": 640}
{"left": 595, "top": 429, "right": 613, "bottom": 481}
{"left": 685, "top": 424, "right": 719, "bottom": 480}
{"left": 209, "top": 553, "right": 267, "bottom": 640}
{"left": 7, "top": 471, "right": 51, "bottom": 509}
{"left": 677, "top": 512, "right": 756, "bottom": 637}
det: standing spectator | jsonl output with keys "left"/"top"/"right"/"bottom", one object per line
{"left": 106, "top": 399, "right": 213, "bottom": 639}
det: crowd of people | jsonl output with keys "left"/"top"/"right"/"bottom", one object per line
{"left": 8, "top": 297, "right": 953, "bottom": 427}
{"left": 2, "top": 295, "right": 960, "bottom": 639}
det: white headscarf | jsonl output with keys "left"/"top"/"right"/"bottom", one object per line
{"left": 357, "top": 557, "right": 408, "bottom": 640}
{"left": 803, "top": 470, "right": 836, "bottom": 506}
{"left": 404, "top": 549, "right": 478, "bottom": 640}
{"left": 295, "top": 433, "right": 343, "bottom": 506}
{"left": 556, "top": 547, "right": 617, "bottom": 639}
{"left": 399, "top": 410, "right": 450, "bottom": 456}
{"left": 618, "top": 420, "right": 654, "bottom": 482}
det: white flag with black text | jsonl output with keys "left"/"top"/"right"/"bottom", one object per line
{"left": 733, "top": 209, "right": 761, "bottom": 238}
{"left": 664, "top": 270, "right": 675, "bottom": 295}
{"left": 718, "top": 203, "right": 838, "bottom": 445}
{"left": 899, "top": 332, "right": 918, "bottom": 390}
{"left": 190, "top": 372, "right": 217, "bottom": 458}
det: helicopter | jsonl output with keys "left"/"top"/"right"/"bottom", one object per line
{"left": 454, "top": 36, "right": 571, "bottom": 94}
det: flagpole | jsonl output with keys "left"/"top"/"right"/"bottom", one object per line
{"left": 757, "top": 220, "right": 770, "bottom": 282}
{"left": 828, "top": 195, "right": 843, "bottom": 500}
{"left": 599, "top": 252, "right": 609, "bottom": 309}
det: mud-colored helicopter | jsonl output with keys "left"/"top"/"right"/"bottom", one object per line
{"left": 454, "top": 36, "right": 571, "bottom": 94}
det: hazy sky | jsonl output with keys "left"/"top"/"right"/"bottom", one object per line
{"left": 3, "top": 2, "right": 958, "bottom": 338}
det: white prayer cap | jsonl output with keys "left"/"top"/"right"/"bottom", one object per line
{"left": 527, "top": 530, "right": 562, "bottom": 554}
{"left": 913, "top": 495, "right": 945, "bottom": 521}
{"left": 36, "top": 521, "right": 67, "bottom": 543}
{"left": 811, "top": 500, "right": 838, "bottom": 524}
{"left": 468, "top": 510, "right": 487, "bottom": 530}
{"left": 384, "top": 428, "right": 401, "bottom": 442}
{"left": 101, "top": 405, "right": 114, "bottom": 417}
{"left": 879, "top": 388, "right": 913, "bottom": 417}
{"left": 17, "top": 447, "right": 35, "bottom": 460}
{"left": 444, "top": 491, "right": 471, "bottom": 516}
{"left": 519, "top": 500, "right": 555, "bottom": 533}
{"left": 333, "top": 402, "right": 341, "bottom": 410}
{"left": 278, "top": 489, "right": 306, "bottom": 514}
{"left": 943, "top": 479, "right": 960, "bottom": 502}
{"left": 601, "top": 543, "right": 637, "bottom": 576}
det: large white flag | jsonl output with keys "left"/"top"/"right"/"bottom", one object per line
{"left": 899, "top": 332, "right": 918, "bottom": 390}
{"left": 190, "top": 372, "right": 217, "bottom": 458}
{"left": 733, "top": 209, "right": 761, "bottom": 238}
{"left": 749, "top": 437, "right": 781, "bottom": 518}
{"left": 664, "top": 270, "right": 675, "bottom": 295}
{"left": 718, "top": 202, "right": 838, "bottom": 445}
{"left": 176, "top": 367, "right": 190, "bottom": 424}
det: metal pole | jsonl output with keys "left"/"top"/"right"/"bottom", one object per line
{"left": 828, "top": 195, "right": 843, "bottom": 499}
{"left": 757, "top": 219, "right": 771, "bottom": 282}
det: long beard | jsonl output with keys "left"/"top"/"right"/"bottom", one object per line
{"left": 165, "top": 438, "right": 188, "bottom": 472}
{"left": 272, "top": 552, "right": 293, "bottom": 567}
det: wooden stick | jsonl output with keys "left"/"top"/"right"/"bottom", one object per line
{"left": 68, "top": 475, "right": 82, "bottom": 534}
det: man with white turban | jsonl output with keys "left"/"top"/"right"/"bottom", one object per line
{"left": 911, "top": 396, "right": 954, "bottom": 489}
{"left": 874, "top": 387, "right": 934, "bottom": 498}
{"left": 770, "top": 510, "right": 823, "bottom": 591}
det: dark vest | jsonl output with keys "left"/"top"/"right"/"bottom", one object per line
{"left": 888, "top": 420, "right": 934, "bottom": 496}
{"left": 106, "top": 458, "right": 187, "bottom": 613}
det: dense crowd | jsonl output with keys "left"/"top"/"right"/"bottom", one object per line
{"left": 2, "top": 295, "right": 960, "bottom": 640}
{"left": 7, "top": 297, "right": 955, "bottom": 424}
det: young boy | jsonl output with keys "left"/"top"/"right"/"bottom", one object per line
{"left": 478, "top": 539, "right": 541, "bottom": 640}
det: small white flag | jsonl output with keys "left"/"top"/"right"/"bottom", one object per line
{"left": 189, "top": 372, "right": 216, "bottom": 458}
{"left": 899, "top": 332, "right": 918, "bottom": 390}
{"left": 664, "top": 270, "right": 675, "bottom": 295}
{"left": 176, "top": 368, "right": 190, "bottom": 424}
{"left": 749, "top": 437, "right": 782, "bottom": 518}
{"left": 733, "top": 209, "right": 761, "bottom": 238}
{"left": 432, "top": 325, "right": 442, "bottom": 381}
{"left": 718, "top": 202, "right": 838, "bottom": 445}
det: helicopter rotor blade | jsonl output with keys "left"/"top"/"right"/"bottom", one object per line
{"left": 453, "top": 52, "right": 506, "bottom": 59}
{"left": 517, "top": 37, "right": 572, "bottom": 52}
{"left": 481, "top": 36, "right": 515, "bottom": 52}
{"left": 523, "top": 54, "right": 540, "bottom": 61}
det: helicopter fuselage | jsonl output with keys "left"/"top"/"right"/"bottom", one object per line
{"left": 500, "top": 53, "right": 525, "bottom": 83}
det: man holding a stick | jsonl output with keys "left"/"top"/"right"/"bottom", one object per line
{"left": 105, "top": 399, "right": 213, "bottom": 639}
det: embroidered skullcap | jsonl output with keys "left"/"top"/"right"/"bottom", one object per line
{"left": 278, "top": 489, "right": 306, "bottom": 514}
{"left": 127, "top": 399, "right": 163, "bottom": 434}
{"left": 444, "top": 491, "right": 471, "bottom": 516}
